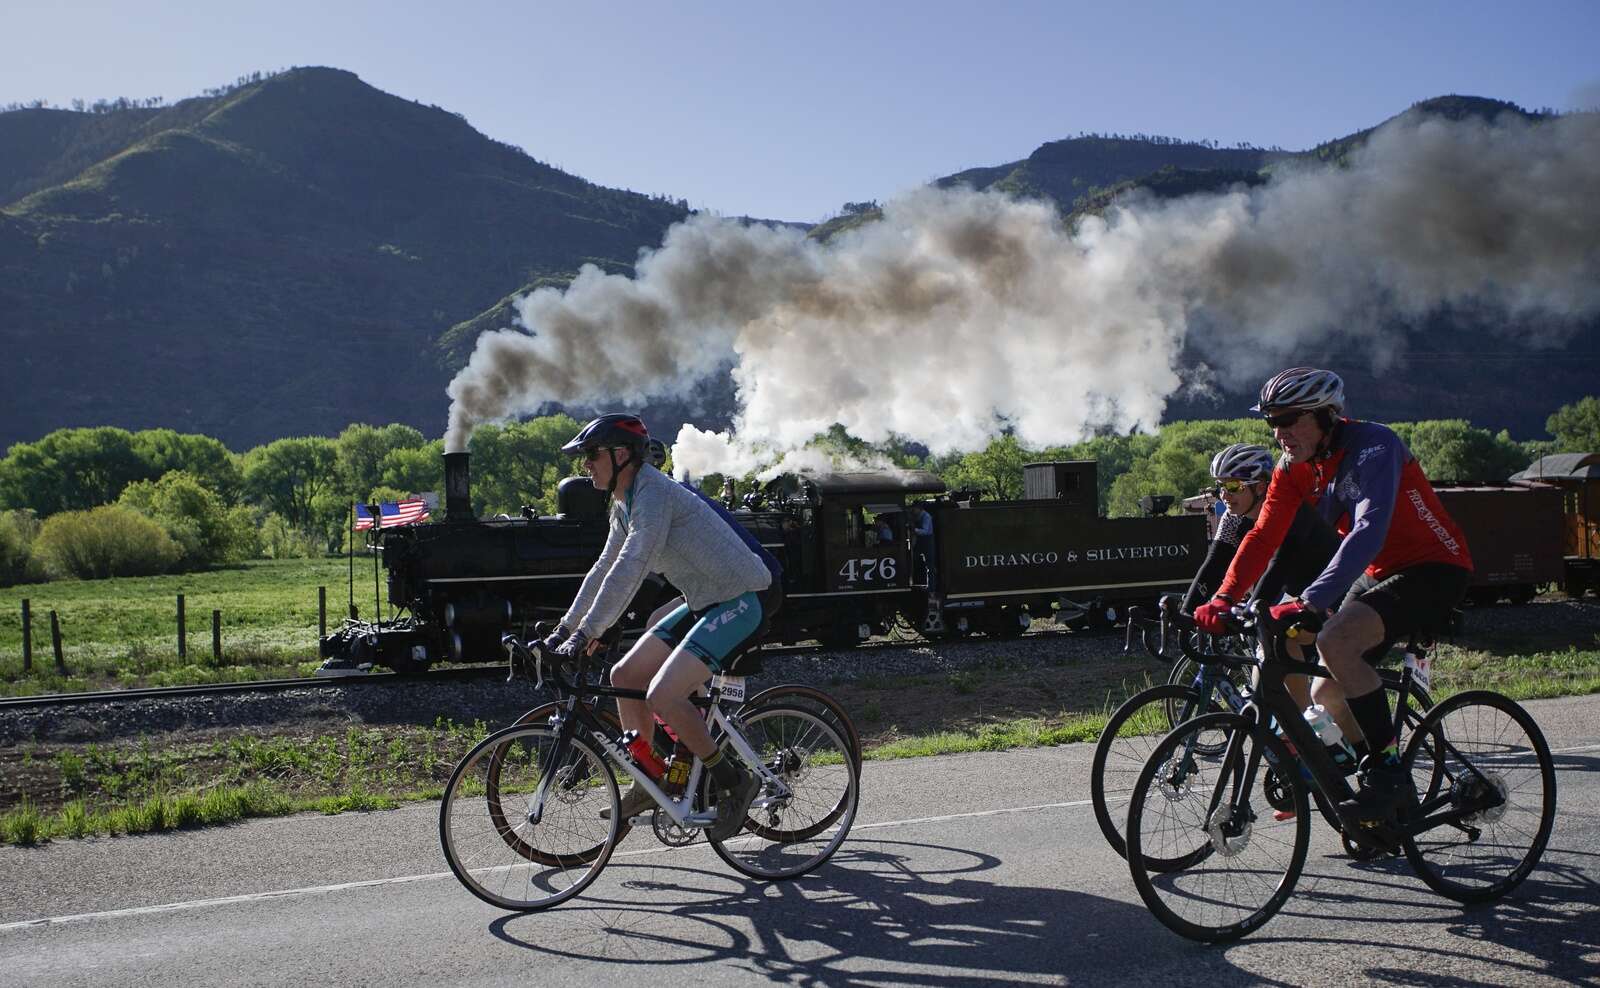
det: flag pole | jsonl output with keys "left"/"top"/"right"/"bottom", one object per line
{"left": 371, "top": 504, "right": 382, "bottom": 625}
{"left": 348, "top": 503, "right": 357, "bottom": 619}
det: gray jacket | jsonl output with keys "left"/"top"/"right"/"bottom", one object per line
{"left": 561, "top": 465, "right": 772, "bottom": 638}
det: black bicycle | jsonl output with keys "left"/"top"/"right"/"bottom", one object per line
{"left": 1095, "top": 600, "right": 1435, "bottom": 865}
{"left": 439, "top": 634, "right": 860, "bottom": 911}
{"left": 1124, "top": 600, "right": 1556, "bottom": 942}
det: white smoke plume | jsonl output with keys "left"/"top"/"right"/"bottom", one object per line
{"left": 445, "top": 110, "right": 1600, "bottom": 477}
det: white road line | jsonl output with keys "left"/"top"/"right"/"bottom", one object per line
{"left": 5, "top": 741, "right": 1596, "bottom": 935}
{"left": 0, "top": 797, "right": 1097, "bottom": 933}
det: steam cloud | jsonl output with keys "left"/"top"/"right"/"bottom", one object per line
{"left": 445, "top": 110, "right": 1600, "bottom": 478}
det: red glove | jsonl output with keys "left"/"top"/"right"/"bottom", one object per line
{"left": 1193, "top": 598, "right": 1233, "bottom": 635}
{"left": 1269, "top": 599, "right": 1324, "bottom": 631}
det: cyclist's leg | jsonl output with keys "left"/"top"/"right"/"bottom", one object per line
{"left": 646, "top": 591, "right": 766, "bottom": 758}
{"left": 648, "top": 648, "right": 719, "bottom": 755}
{"left": 610, "top": 630, "right": 674, "bottom": 738}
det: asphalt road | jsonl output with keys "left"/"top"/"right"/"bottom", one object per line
{"left": 3, "top": 694, "right": 1598, "bottom": 987}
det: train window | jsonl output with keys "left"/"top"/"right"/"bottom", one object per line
{"left": 845, "top": 506, "right": 865, "bottom": 548}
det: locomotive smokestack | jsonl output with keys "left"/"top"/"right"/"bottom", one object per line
{"left": 444, "top": 452, "right": 473, "bottom": 522}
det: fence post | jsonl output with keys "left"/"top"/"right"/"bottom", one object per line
{"left": 213, "top": 609, "right": 222, "bottom": 664}
{"left": 50, "top": 610, "right": 66, "bottom": 675}
{"left": 21, "top": 599, "right": 30, "bottom": 673}
{"left": 177, "top": 593, "right": 187, "bottom": 661}
{"left": 318, "top": 586, "right": 327, "bottom": 641}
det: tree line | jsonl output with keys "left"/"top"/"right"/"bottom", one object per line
{"left": 1, "top": 397, "right": 1595, "bottom": 587}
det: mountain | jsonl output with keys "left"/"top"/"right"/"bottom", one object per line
{"left": 1, "top": 77, "right": 1590, "bottom": 450}
{"left": 0, "top": 67, "right": 689, "bottom": 450}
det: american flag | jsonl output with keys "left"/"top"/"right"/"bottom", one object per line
{"left": 354, "top": 497, "right": 432, "bottom": 530}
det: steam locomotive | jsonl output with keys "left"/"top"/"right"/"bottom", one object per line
{"left": 318, "top": 445, "right": 1600, "bottom": 675}
{"left": 317, "top": 452, "right": 1210, "bottom": 673}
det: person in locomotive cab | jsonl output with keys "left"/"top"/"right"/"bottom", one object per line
{"left": 908, "top": 503, "right": 935, "bottom": 586}
{"left": 543, "top": 415, "right": 773, "bottom": 840}
{"left": 1193, "top": 368, "right": 1473, "bottom": 829}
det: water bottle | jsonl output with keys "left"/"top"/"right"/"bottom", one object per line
{"left": 1303, "top": 704, "right": 1357, "bottom": 771}
{"left": 662, "top": 740, "right": 693, "bottom": 797}
{"left": 621, "top": 730, "right": 667, "bottom": 779}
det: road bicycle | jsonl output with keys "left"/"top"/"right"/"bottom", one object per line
{"left": 1124, "top": 598, "right": 1556, "bottom": 942}
{"left": 1096, "top": 599, "right": 1435, "bottom": 864}
{"left": 505, "top": 627, "right": 862, "bottom": 850}
{"left": 438, "top": 634, "right": 860, "bottom": 911}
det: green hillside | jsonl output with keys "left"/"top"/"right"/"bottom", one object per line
{"left": 0, "top": 67, "right": 689, "bottom": 450}
{"left": 1, "top": 73, "right": 1589, "bottom": 449}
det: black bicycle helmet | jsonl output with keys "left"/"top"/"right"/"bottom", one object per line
{"left": 561, "top": 414, "right": 650, "bottom": 456}
{"left": 646, "top": 438, "right": 667, "bottom": 469}
{"left": 562, "top": 414, "right": 650, "bottom": 496}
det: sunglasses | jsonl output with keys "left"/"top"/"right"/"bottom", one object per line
{"left": 583, "top": 447, "right": 620, "bottom": 463}
{"left": 1263, "top": 409, "right": 1307, "bottom": 429}
{"left": 1215, "top": 479, "right": 1251, "bottom": 494}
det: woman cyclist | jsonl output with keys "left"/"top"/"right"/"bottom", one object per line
{"left": 544, "top": 414, "right": 772, "bottom": 840}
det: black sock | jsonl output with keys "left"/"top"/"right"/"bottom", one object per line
{"left": 704, "top": 749, "right": 743, "bottom": 788}
{"left": 1346, "top": 687, "right": 1396, "bottom": 761}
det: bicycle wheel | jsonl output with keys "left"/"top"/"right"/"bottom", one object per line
{"left": 509, "top": 702, "right": 632, "bottom": 849}
{"left": 709, "top": 703, "right": 859, "bottom": 880}
{"left": 743, "top": 683, "right": 863, "bottom": 771}
{"left": 440, "top": 723, "right": 620, "bottom": 911}
{"left": 1091, "top": 683, "right": 1222, "bottom": 862}
{"left": 1127, "top": 712, "right": 1310, "bottom": 943}
{"left": 1400, "top": 690, "right": 1557, "bottom": 903}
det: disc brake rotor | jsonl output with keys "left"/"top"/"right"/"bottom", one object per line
{"left": 1206, "top": 804, "right": 1253, "bottom": 857}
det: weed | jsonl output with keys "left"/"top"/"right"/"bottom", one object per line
{"left": 1, "top": 800, "right": 43, "bottom": 845}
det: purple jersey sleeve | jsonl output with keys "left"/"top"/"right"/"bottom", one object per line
{"left": 1300, "top": 431, "right": 1405, "bottom": 610}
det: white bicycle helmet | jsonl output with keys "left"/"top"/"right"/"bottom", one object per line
{"left": 1252, "top": 367, "right": 1345, "bottom": 414}
{"left": 1210, "top": 443, "right": 1277, "bottom": 483}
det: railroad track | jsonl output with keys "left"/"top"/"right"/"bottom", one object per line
{"left": 0, "top": 625, "right": 1099, "bottom": 712}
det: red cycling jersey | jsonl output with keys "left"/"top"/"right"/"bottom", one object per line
{"left": 1216, "top": 419, "right": 1472, "bottom": 611}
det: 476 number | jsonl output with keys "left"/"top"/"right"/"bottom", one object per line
{"left": 839, "top": 557, "right": 897, "bottom": 584}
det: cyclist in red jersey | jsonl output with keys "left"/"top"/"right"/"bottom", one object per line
{"left": 1194, "top": 367, "right": 1473, "bottom": 828}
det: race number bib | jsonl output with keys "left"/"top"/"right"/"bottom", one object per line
{"left": 716, "top": 675, "right": 747, "bottom": 702}
{"left": 1404, "top": 650, "right": 1432, "bottom": 691}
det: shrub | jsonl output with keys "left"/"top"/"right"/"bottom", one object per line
{"left": 118, "top": 471, "right": 254, "bottom": 569}
{"left": 33, "top": 505, "right": 181, "bottom": 579}
{"left": 259, "top": 513, "right": 323, "bottom": 559}
{"left": 0, "top": 509, "right": 44, "bottom": 586}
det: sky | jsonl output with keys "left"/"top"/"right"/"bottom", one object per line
{"left": 5, "top": 1, "right": 1598, "bottom": 223}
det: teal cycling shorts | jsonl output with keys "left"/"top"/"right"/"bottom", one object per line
{"left": 649, "top": 590, "right": 765, "bottom": 672}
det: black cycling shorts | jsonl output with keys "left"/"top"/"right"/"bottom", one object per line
{"left": 1341, "top": 562, "right": 1472, "bottom": 664}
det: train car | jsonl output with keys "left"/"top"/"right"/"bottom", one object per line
{"left": 1434, "top": 483, "right": 1566, "bottom": 605}
{"left": 1511, "top": 453, "right": 1600, "bottom": 597}
{"left": 926, "top": 462, "right": 1208, "bottom": 635}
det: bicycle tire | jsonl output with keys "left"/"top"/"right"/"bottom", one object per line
{"left": 743, "top": 683, "right": 863, "bottom": 771}
{"left": 708, "top": 703, "right": 859, "bottom": 881}
{"left": 1091, "top": 683, "right": 1223, "bottom": 862}
{"left": 1400, "top": 690, "right": 1557, "bottom": 903}
{"left": 1127, "top": 712, "right": 1310, "bottom": 943}
{"left": 440, "top": 722, "right": 620, "bottom": 911}
{"left": 509, "top": 702, "right": 632, "bottom": 850}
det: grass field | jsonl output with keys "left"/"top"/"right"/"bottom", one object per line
{"left": 0, "top": 558, "right": 365, "bottom": 695}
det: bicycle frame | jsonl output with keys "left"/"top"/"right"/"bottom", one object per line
{"left": 508, "top": 637, "right": 791, "bottom": 831}
{"left": 1163, "top": 598, "right": 1505, "bottom": 843}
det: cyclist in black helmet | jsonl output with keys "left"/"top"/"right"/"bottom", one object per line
{"left": 545, "top": 414, "right": 773, "bottom": 840}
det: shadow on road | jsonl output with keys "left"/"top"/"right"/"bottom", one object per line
{"left": 488, "top": 837, "right": 1192, "bottom": 983}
